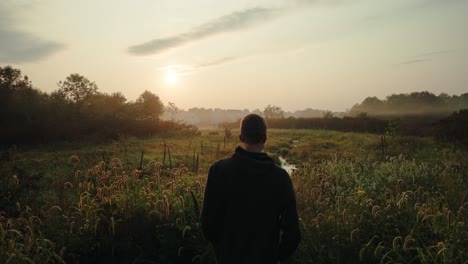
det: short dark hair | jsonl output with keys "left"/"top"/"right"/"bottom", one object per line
{"left": 240, "top": 114, "right": 267, "bottom": 144}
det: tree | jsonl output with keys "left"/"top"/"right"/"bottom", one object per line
{"left": 1, "top": 65, "right": 32, "bottom": 104}
{"left": 263, "top": 105, "right": 284, "bottom": 119}
{"left": 166, "top": 102, "right": 179, "bottom": 121}
{"left": 460, "top": 93, "right": 468, "bottom": 108}
{"left": 349, "top": 97, "right": 385, "bottom": 116}
{"left": 322, "top": 111, "right": 334, "bottom": 119}
{"left": 434, "top": 109, "right": 468, "bottom": 142}
{"left": 57, "top": 73, "right": 98, "bottom": 104}
{"left": 0, "top": 65, "right": 31, "bottom": 92}
{"left": 81, "top": 92, "right": 127, "bottom": 119}
{"left": 133, "top": 90, "right": 164, "bottom": 120}
{"left": 357, "top": 112, "right": 368, "bottom": 118}
{"left": 0, "top": 66, "right": 34, "bottom": 122}
{"left": 408, "top": 91, "right": 443, "bottom": 113}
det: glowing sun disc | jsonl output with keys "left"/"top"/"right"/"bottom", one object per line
{"left": 166, "top": 70, "right": 177, "bottom": 85}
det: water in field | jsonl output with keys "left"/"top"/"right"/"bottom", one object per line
{"left": 279, "top": 156, "right": 296, "bottom": 174}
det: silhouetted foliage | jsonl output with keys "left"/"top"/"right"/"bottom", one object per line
{"left": 0, "top": 66, "right": 34, "bottom": 122}
{"left": 165, "top": 102, "right": 180, "bottom": 121}
{"left": 350, "top": 91, "right": 468, "bottom": 117}
{"left": 434, "top": 109, "right": 468, "bottom": 143}
{"left": 133, "top": 90, "right": 164, "bottom": 120}
{"left": 57, "top": 73, "right": 98, "bottom": 104}
{"left": 0, "top": 66, "right": 197, "bottom": 146}
{"left": 263, "top": 105, "right": 285, "bottom": 120}
{"left": 322, "top": 111, "right": 334, "bottom": 119}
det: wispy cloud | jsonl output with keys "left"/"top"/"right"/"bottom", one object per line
{"left": 398, "top": 59, "right": 430, "bottom": 65}
{"left": 128, "top": 0, "right": 351, "bottom": 56}
{"left": 128, "top": 7, "right": 280, "bottom": 56}
{"left": 0, "top": 4, "right": 65, "bottom": 63}
{"left": 197, "top": 56, "right": 240, "bottom": 67}
{"left": 0, "top": 30, "right": 65, "bottom": 64}
{"left": 397, "top": 49, "right": 455, "bottom": 66}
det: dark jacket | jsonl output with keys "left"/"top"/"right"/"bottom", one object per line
{"left": 201, "top": 146, "right": 301, "bottom": 264}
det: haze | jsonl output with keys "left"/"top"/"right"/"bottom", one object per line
{"left": 1, "top": 0, "right": 467, "bottom": 112}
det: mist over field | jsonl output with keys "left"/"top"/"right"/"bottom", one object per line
{"left": 1, "top": 64, "right": 467, "bottom": 144}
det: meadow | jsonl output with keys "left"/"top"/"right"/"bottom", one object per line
{"left": 0, "top": 129, "right": 466, "bottom": 263}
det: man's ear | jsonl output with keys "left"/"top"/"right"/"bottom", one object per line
{"left": 239, "top": 135, "right": 244, "bottom": 143}
{"left": 261, "top": 135, "right": 267, "bottom": 143}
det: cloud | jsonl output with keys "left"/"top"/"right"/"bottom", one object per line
{"left": 128, "top": 0, "right": 350, "bottom": 56}
{"left": 0, "top": 4, "right": 65, "bottom": 64}
{"left": 197, "top": 56, "right": 240, "bottom": 68}
{"left": 0, "top": 30, "right": 65, "bottom": 63}
{"left": 397, "top": 49, "right": 455, "bottom": 66}
{"left": 398, "top": 59, "right": 430, "bottom": 65}
{"left": 128, "top": 7, "right": 280, "bottom": 56}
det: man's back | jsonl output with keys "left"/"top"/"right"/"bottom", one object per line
{"left": 201, "top": 146, "right": 301, "bottom": 264}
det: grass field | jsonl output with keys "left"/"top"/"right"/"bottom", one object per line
{"left": 1, "top": 130, "right": 467, "bottom": 263}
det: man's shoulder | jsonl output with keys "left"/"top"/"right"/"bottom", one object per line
{"left": 270, "top": 163, "right": 290, "bottom": 179}
{"left": 210, "top": 156, "right": 236, "bottom": 170}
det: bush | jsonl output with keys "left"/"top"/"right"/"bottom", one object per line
{"left": 434, "top": 109, "right": 468, "bottom": 143}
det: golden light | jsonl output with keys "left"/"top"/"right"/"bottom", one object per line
{"left": 165, "top": 69, "right": 178, "bottom": 85}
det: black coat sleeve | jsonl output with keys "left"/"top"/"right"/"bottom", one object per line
{"left": 201, "top": 163, "right": 224, "bottom": 245}
{"left": 278, "top": 176, "right": 301, "bottom": 261}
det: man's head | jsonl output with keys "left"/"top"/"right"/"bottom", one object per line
{"left": 240, "top": 114, "right": 267, "bottom": 146}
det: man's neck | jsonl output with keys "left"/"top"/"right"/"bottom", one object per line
{"left": 242, "top": 144, "right": 264, "bottom": 153}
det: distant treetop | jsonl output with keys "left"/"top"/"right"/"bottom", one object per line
{"left": 349, "top": 91, "right": 468, "bottom": 117}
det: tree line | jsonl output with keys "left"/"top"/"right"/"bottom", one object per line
{"left": 349, "top": 91, "right": 468, "bottom": 117}
{"left": 3, "top": 65, "right": 466, "bottom": 145}
{"left": 0, "top": 65, "right": 197, "bottom": 145}
{"left": 257, "top": 104, "right": 468, "bottom": 141}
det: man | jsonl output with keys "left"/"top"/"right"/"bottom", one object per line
{"left": 201, "top": 114, "right": 301, "bottom": 264}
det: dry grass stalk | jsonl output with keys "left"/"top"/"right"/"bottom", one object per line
{"left": 12, "top": 175, "right": 19, "bottom": 185}
{"left": 350, "top": 228, "right": 359, "bottom": 242}
{"left": 64, "top": 182, "right": 73, "bottom": 189}
{"left": 68, "top": 155, "right": 80, "bottom": 164}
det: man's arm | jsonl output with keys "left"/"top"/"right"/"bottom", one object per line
{"left": 278, "top": 176, "right": 301, "bottom": 261}
{"left": 201, "top": 164, "right": 224, "bottom": 244}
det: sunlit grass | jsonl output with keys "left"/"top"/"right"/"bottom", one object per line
{"left": 1, "top": 130, "right": 466, "bottom": 263}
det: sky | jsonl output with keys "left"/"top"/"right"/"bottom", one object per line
{"left": 1, "top": 0, "right": 467, "bottom": 112}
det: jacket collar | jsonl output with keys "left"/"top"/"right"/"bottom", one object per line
{"left": 233, "top": 146, "right": 271, "bottom": 162}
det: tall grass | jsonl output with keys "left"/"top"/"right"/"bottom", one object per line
{"left": 1, "top": 131, "right": 466, "bottom": 263}
{"left": 292, "top": 154, "right": 467, "bottom": 263}
{"left": 1, "top": 154, "right": 211, "bottom": 263}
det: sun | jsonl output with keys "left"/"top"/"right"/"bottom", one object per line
{"left": 165, "top": 70, "right": 178, "bottom": 85}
